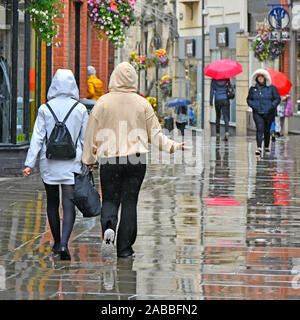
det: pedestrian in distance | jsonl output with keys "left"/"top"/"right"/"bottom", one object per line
{"left": 82, "top": 62, "right": 189, "bottom": 258}
{"left": 247, "top": 69, "right": 281, "bottom": 156}
{"left": 210, "top": 78, "right": 232, "bottom": 141}
{"left": 87, "top": 65, "right": 104, "bottom": 100}
{"left": 189, "top": 103, "right": 196, "bottom": 126}
{"left": 22, "top": 69, "right": 89, "bottom": 261}
{"left": 275, "top": 94, "right": 289, "bottom": 138}
{"left": 175, "top": 105, "right": 189, "bottom": 137}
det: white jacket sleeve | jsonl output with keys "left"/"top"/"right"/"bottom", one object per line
{"left": 24, "top": 107, "right": 46, "bottom": 168}
{"left": 79, "top": 107, "right": 89, "bottom": 148}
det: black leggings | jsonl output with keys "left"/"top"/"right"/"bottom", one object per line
{"left": 253, "top": 111, "right": 275, "bottom": 148}
{"left": 215, "top": 99, "right": 230, "bottom": 134}
{"left": 43, "top": 183, "right": 76, "bottom": 247}
{"left": 100, "top": 156, "right": 146, "bottom": 257}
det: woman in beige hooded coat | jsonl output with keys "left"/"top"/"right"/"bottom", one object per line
{"left": 82, "top": 62, "right": 186, "bottom": 258}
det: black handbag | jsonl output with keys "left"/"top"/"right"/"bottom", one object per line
{"left": 226, "top": 80, "right": 235, "bottom": 100}
{"left": 72, "top": 167, "right": 101, "bottom": 218}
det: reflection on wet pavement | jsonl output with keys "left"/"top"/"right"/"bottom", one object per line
{"left": 1, "top": 134, "right": 300, "bottom": 299}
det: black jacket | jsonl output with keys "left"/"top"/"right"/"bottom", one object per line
{"left": 247, "top": 84, "right": 281, "bottom": 115}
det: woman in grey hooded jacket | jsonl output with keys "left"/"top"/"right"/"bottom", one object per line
{"left": 22, "top": 69, "right": 88, "bottom": 260}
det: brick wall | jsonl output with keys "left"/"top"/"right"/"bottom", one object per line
{"left": 52, "top": 0, "right": 113, "bottom": 98}
{"left": 280, "top": 0, "right": 290, "bottom": 78}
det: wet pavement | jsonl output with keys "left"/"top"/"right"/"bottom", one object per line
{"left": 1, "top": 133, "right": 300, "bottom": 300}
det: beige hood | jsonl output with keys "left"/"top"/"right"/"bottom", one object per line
{"left": 251, "top": 69, "right": 272, "bottom": 87}
{"left": 108, "top": 61, "right": 138, "bottom": 93}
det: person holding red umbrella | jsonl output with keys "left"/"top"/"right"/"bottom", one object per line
{"left": 206, "top": 59, "right": 242, "bottom": 142}
{"left": 209, "top": 78, "right": 232, "bottom": 141}
{"left": 247, "top": 69, "right": 281, "bottom": 156}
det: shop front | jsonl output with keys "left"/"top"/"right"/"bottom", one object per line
{"left": 0, "top": 0, "right": 49, "bottom": 176}
{"left": 178, "top": 36, "right": 202, "bottom": 128}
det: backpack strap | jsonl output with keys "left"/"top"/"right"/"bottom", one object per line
{"left": 62, "top": 101, "right": 80, "bottom": 124}
{"left": 45, "top": 103, "right": 59, "bottom": 123}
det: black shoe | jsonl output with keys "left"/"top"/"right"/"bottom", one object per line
{"left": 59, "top": 245, "right": 71, "bottom": 260}
{"left": 52, "top": 243, "right": 60, "bottom": 254}
{"left": 117, "top": 250, "right": 135, "bottom": 258}
{"left": 275, "top": 132, "right": 280, "bottom": 138}
{"left": 223, "top": 132, "right": 229, "bottom": 141}
{"left": 265, "top": 147, "right": 270, "bottom": 153}
{"left": 271, "top": 132, "right": 276, "bottom": 141}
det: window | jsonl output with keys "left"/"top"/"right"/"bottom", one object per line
{"left": 0, "top": 0, "right": 11, "bottom": 143}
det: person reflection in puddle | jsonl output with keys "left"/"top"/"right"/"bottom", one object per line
{"left": 208, "top": 142, "right": 232, "bottom": 198}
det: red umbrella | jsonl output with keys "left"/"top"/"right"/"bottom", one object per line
{"left": 265, "top": 69, "right": 292, "bottom": 96}
{"left": 204, "top": 59, "right": 243, "bottom": 80}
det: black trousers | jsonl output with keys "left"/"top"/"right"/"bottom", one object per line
{"left": 215, "top": 99, "right": 230, "bottom": 135}
{"left": 253, "top": 111, "right": 275, "bottom": 148}
{"left": 43, "top": 183, "right": 76, "bottom": 247}
{"left": 176, "top": 122, "right": 187, "bottom": 136}
{"left": 100, "top": 155, "right": 146, "bottom": 257}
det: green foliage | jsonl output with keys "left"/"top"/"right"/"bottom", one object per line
{"left": 25, "top": 0, "right": 64, "bottom": 45}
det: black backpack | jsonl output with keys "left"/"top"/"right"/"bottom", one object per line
{"left": 226, "top": 80, "right": 235, "bottom": 100}
{"left": 45, "top": 101, "right": 79, "bottom": 160}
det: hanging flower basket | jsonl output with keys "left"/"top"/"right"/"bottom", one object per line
{"left": 159, "top": 75, "right": 172, "bottom": 99}
{"left": 251, "top": 26, "right": 285, "bottom": 62}
{"left": 152, "top": 49, "right": 168, "bottom": 68}
{"left": 146, "top": 97, "right": 158, "bottom": 114}
{"left": 129, "top": 51, "right": 151, "bottom": 71}
{"left": 25, "top": 0, "right": 64, "bottom": 46}
{"left": 87, "top": 0, "right": 137, "bottom": 48}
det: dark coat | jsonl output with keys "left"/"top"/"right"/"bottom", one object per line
{"left": 210, "top": 79, "right": 229, "bottom": 105}
{"left": 247, "top": 84, "right": 281, "bottom": 115}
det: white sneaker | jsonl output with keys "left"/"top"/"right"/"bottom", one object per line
{"left": 101, "top": 229, "right": 115, "bottom": 258}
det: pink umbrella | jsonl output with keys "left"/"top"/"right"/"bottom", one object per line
{"left": 204, "top": 59, "right": 243, "bottom": 80}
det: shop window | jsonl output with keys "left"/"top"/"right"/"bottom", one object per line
{"left": 297, "top": 41, "right": 300, "bottom": 113}
{"left": 184, "top": 61, "right": 198, "bottom": 126}
{"left": 0, "top": 0, "right": 11, "bottom": 144}
{"left": 17, "top": 1, "right": 25, "bottom": 143}
{"left": 180, "top": 1, "right": 200, "bottom": 29}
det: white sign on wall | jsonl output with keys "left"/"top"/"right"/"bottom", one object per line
{"left": 292, "top": 4, "right": 300, "bottom": 30}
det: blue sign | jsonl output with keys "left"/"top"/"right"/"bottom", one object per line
{"left": 268, "top": 7, "right": 290, "bottom": 29}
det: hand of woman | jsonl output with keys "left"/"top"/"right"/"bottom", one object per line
{"left": 177, "top": 142, "right": 191, "bottom": 151}
{"left": 84, "top": 164, "right": 94, "bottom": 172}
{"left": 22, "top": 167, "right": 31, "bottom": 177}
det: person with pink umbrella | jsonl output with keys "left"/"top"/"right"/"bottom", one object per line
{"left": 206, "top": 59, "right": 242, "bottom": 142}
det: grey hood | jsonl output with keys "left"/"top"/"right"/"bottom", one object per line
{"left": 47, "top": 69, "right": 79, "bottom": 100}
{"left": 251, "top": 69, "right": 272, "bottom": 87}
{"left": 108, "top": 62, "right": 138, "bottom": 93}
